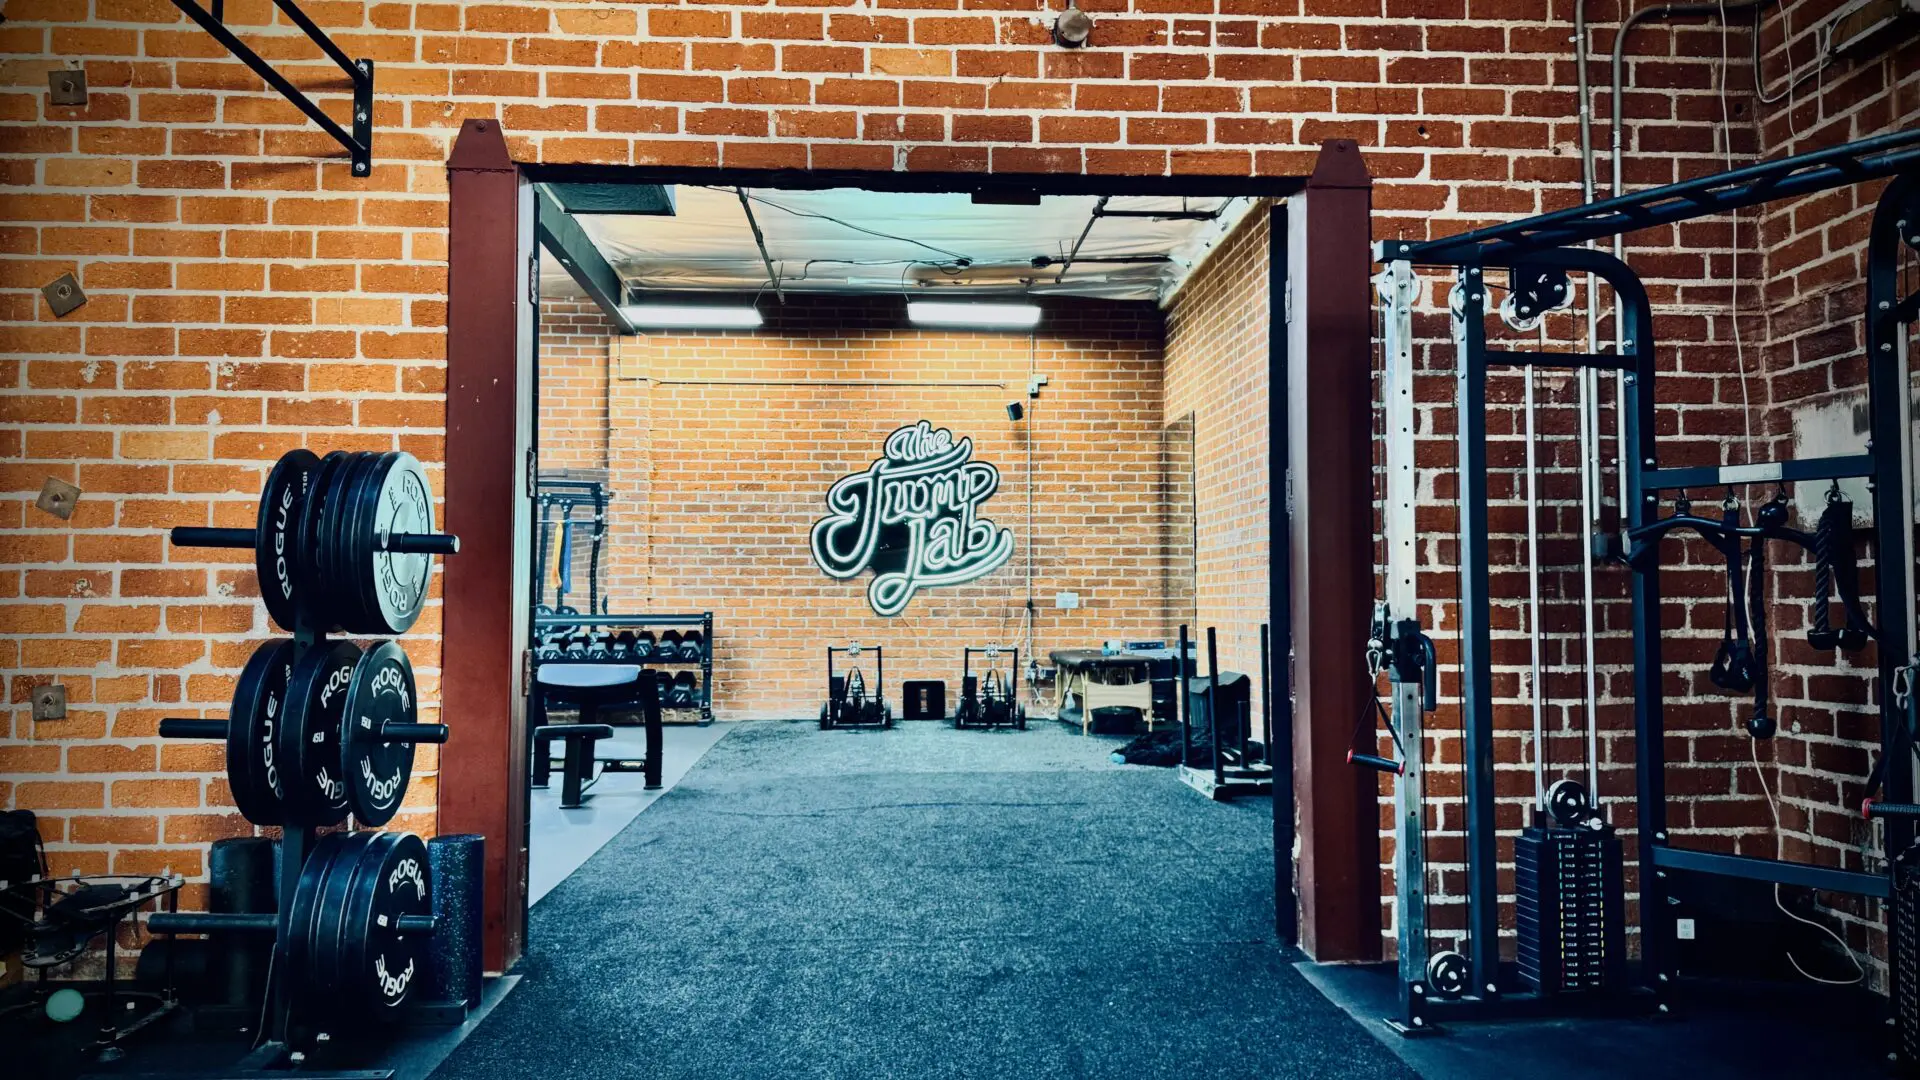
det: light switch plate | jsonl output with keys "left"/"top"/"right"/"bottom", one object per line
{"left": 32, "top": 684, "right": 67, "bottom": 722}
{"left": 1055, "top": 591, "right": 1080, "bottom": 609}
{"left": 42, "top": 272, "right": 85, "bottom": 317}
{"left": 47, "top": 69, "right": 87, "bottom": 106}
{"left": 1675, "top": 918, "right": 1696, "bottom": 941}
{"left": 36, "top": 477, "right": 81, "bottom": 520}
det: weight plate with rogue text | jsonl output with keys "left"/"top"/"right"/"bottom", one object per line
{"left": 226, "top": 639, "right": 296, "bottom": 826}
{"left": 255, "top": 449, "right": 318, "bottom": 632}
{"left": 340, "top": 641, "right": 419, "bottom": 828}
{"left": 279, "top": 639, "right": 359, "bottom": 827}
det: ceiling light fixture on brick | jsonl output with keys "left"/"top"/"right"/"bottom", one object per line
{"left": 1052, "top": 0, "right": 1093, "bottom": 48}
{"left": 620, "top": 303, "right": 763, "bottom": 329}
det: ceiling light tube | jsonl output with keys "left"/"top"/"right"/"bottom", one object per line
{"left": 907, "top": 301, "right": 1042, "bottom": 329}
{"left": 619, "top": 304, "right": 764, "bottom": 329}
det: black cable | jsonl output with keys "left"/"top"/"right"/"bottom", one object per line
{"left": 705, "top": 186, "right": 974, "bottom": 264}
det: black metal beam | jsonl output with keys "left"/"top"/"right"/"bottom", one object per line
{"left": 534, "top": 185, "right": 638, "bottom": 335}
{"left": 1642, "top": 454, "right": 1877, "bottom": 491}
{"left": 1381, "top": 127, "right": 1920, "bottom": 265}
{"left": 169, "top": 0, "right": 372, "bottom": 176}
{"left": 1479, "top": 350, "right": 1634, "bottom": 371}
{"left": 1650, "top": 845, "right": 1891, "bottom": 899}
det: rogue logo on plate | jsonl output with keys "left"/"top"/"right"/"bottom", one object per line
{"left": 810, "top": 421, "right": 1015, "bottom": 617}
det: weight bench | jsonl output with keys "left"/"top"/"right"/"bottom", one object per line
{"left": 530, "top": 663, "right": 663, "bottom": 802}
{"left": 531, "top": 723, "right": 615, "bottom": 809}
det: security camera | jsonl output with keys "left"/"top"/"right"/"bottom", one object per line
{"left": 1006, "top": 402, "right": 1025, "bottom": 422}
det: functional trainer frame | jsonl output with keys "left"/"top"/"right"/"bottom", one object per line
{"left": 1377, "top": 127, "right": 1920, "bottom": 1036}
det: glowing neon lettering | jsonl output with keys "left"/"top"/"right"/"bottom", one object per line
{"left": 810, "top": 421, "right": 1015, "bottom": 617}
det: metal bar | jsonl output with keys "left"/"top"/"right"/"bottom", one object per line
{"left": 1379, "top": 130, "right": 1920, "bottom": 265}
{"left": 534, "top": 185, "right": 638, "bottom": 335}
{"left": 1479, "top": 350, "right": 1635, "bottom": 371}
{"left": 1641, "top": 454, "right": 1877, "bottom": 491}
{"left": 1649, "top": 846, "right": 1892, "bottom": 899}
{"left": 1091, "top": 208, "right": 1221, "bottom": 220}
{"left": 268, "top": 0, "right": 363, "bottom": 79}
{"left": 735, "top": 187, "right": 784, "bottom": 304}
{"left": 1868, "top": 178, "right": 1918, "bottom": 1018}
{"left": 1053, "top": 195, "right": 1110, "bottom": 285}
{"left": 1616, "top": 255, "right": 1672, "bottom": 1006}
{"left": 1454, "top": 268, "right": 1501, "bottom": 998}
{"left": 168, "top": 0, "right": 371, "bottom": 174}
{"left": 535, "top": 613, "right": 711, "bottom": 629}
{"left": 1268, "top": 205, "right": 1298, "bottom": 947}
{"left": 1523, "top": 346, "right": 1546, "bottom": 811}
{"left": 1379, "top": 260, "right": 1421, "bottom": 1002}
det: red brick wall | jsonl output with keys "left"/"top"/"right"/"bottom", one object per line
{"left": 2, "top": 0, "right": 1905, "bottom": 959}
{"left": 1164, "top": 205, "right": 1272, "bottom": 725}
{"left": 1739, "top": 3, "right": 1920, "bottom": 979}
{"left": 539, "top": 293, "right": 1181, "bottom": 717}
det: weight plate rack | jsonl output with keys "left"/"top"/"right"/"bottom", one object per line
{"left": 149, "top": 447, "right": 463, "bottom": 1071}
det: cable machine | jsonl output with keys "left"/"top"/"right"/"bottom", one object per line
{"left": 533, "top": 476, "right": 607, "bottom": 616}
{"left": 1371, "top": 128, "right": 1920, "bottom": 1040}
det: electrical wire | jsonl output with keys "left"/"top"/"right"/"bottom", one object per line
{"left": 1717, "top": 1, "right": 1760, "bottom": 467}
{"left": 1749, "top": 737, "right": 1868, "bottom": 985}
{"left": 705, "top": 186, "right": 974, "bottom": 264}
{"left": 1750, "top": 0, "right": 1830, "bottom": 106}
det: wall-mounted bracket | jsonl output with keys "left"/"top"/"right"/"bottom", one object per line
{"left": 169, "top": 0, "right": 374, "bottom": 176}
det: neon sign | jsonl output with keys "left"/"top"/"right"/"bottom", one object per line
{"left": 810, "top": 421, "right": 1015, "bottom": 617}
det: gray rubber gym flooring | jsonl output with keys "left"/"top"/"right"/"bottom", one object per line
{"left": 431, "top": 719, "right": 1415, "bottom": 1080}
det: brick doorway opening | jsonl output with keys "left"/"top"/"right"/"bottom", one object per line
{"left": 442, "top": 119, "right": 1374, "bottom": 975}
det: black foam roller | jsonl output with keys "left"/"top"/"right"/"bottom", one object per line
{"left": 428, "top": 833, "right": 485, "bottom": 1008}
{"left": 209, "top": 837, "right": 276, "bottom": 1007}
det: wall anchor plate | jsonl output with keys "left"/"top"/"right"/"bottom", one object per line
{"left": 48, "top": 69, "right": 87, "bottom": 106}
{"left": 32, "top": 684, "right": 67, "bottom": 722}
{"left": 36, "top": 477, "right": 81, "bottom": 520}
{"left": 42, "top": 272, "right": 85, "bottom": 317}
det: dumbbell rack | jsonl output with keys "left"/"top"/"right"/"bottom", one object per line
{"left": 152, "top": 461, "right": 461, "bottom": 1074}
{"left": 531, "top": 611, "right": 714, "bottom": 724}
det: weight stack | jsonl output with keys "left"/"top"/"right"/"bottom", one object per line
{"left": 428, "top": 834, "right": 485, "bottom": 1009}
{"left": 1515, "top": 821, "right": 1626, "bottom": 994}
{"left": 1893, "top": 843, "right": 1920, "bottom": 1070}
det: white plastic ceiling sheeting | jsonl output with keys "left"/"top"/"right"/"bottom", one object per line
{"left": 538, "top": 185, "right": 1255, "bottom": 304}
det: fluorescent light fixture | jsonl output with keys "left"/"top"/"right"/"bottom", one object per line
{"left": 907, "top": 301, "right": 1042, "bottom": 329}
{"left": 620, "top": 304, "right": 762, "bottom": 329}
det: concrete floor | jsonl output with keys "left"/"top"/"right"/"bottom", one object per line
{"left": 527, "top": 721, "right": 732, "bottom": 905}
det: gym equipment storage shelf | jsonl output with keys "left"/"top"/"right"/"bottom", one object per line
{"left": 152, "top": 448, "right": 467, "bottom": 1078}
{"left": 532, "top": 611, "right": 716, "bottom": 724}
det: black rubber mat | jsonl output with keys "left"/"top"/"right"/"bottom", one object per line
{"left": 431, "top": 721, "right": 1414, "bottom": 1080}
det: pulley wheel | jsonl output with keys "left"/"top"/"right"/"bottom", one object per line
{"left": 340, "top": 640, "right": 418, "bottom": 828}
{"left": 255, "top": 449, "right": 318, "bottom": 632}
{"left": 1547, "top": 778, "right": 1590, "bottom": 829}
{"left": 280, "top": 639, "right": 360, "bottom": 827}
{"left": 1426, "top": 950, "right": 1468, "bottom": 999}
{"left": 226, "top": 639, "right": 296, "bottom": 826}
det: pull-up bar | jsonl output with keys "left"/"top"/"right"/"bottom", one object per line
{"left": 1381, "top": 126, "right": 1920, "bottom": 266}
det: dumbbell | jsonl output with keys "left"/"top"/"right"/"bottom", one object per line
{"left": 632, "top": 630, "right": 655, "bottom": 660}
{"left": 679, "top": 629, "right": 704, "bottom": 661}
{"left": 659, "top": 630, "right": 683, "bottom": 658}
{"left": 587, "top": 633, "right": 611, "bottom": 661}
{"left": 669, "top": 671, "right": 698, "bottom": 707}
{"left": 613, "top": 631, "right": 637, "bottom": 659}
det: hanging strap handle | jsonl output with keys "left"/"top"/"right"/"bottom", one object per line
{"left": 1826, "top": 489, "right": 1876, "bottom": 651}
{"left": 1746, "top": 518, "right": 1774, "bottom": 738}
{"left": 1709, "top": 498, "right": 1755, "bottom": 693}
{"left": 1809, "top": 484, "right": 1840, "bottom": 650}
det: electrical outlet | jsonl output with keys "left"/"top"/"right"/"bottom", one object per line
{"left": 1676, "top": 918, "right": 1696, "bottom": 941}
{"left": 1054, "top": 590, "right": 1079, "bottom": 609}
{"left": 32, "top": 684, "right": 66, "bottom": 722}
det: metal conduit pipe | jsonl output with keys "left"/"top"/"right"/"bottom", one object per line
{"left": 1580, "top": 0, "right": 1771, "bottom": 800}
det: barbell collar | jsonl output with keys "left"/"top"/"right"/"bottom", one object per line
{"left": 397, "top": 914, "right": 437, "bottom": 934}
{"left": 168, "top": 526, "right": 255, "bottom": 550}
{"left": 149, "top": 911, "right": 277, "bottom": 935}
{"left": 379, "top": 721, "right": 450, "bottom": 745}
{"left": 377, "top": 532, "right": 460, "bottom": 555}
{"left": 158, "top": 718, "right": 229, "bottom": 739}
